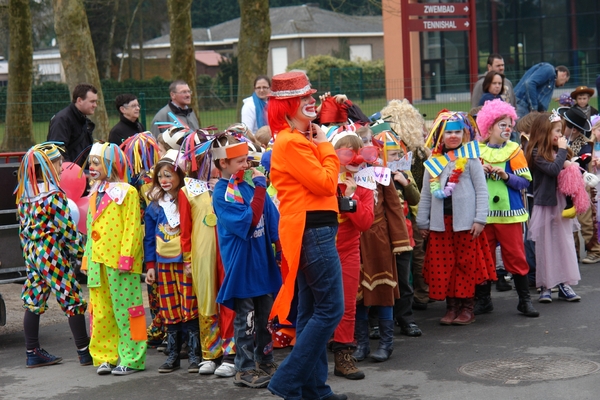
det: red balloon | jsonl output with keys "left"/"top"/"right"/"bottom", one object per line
{"left": 75, "top": 196, "right": 90, "bottom": 235}
{"left": 61, "top": 162, "right": 87, "bottom": 200}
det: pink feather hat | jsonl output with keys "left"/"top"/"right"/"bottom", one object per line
{"left": 476, "top": 99, "right": 518, "bottom": 140}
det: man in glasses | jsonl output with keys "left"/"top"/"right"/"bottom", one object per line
{"left": 150, "top": 80, "right": 200, "bottom": 137}
{"left": 108, "top": 94, "right": 145, "bottom": 145}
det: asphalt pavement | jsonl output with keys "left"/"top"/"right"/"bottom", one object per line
{"left": 2, "top": 262, "right": 600, "bottom": 400}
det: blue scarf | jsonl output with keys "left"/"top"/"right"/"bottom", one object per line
{"left": 252, "top": 92, "right": 267, "bottom": 129}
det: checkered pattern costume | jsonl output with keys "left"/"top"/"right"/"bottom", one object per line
{"left": 19, "top": 187, "right": 86, "bottom": 316}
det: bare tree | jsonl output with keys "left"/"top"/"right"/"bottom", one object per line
{"left": 117, "top": 0, "right": 143, "bottom": 82}
{"left": 167, "top": 0, "right": 199, "bottom": 120}
{"left": 53, "top": 0, "right": 110, "bottom": 140}
{"left": 236, "top": 0, "right": 271, "bottom": 120}
{"left": 2, "top": 0, "right": 34, "bottom": 151}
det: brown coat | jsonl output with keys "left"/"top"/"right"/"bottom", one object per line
{"left": 358, "top": 182, "right": 412, "bottom": 307}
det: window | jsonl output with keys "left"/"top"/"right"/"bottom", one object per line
{"left": 271, "top": 47, "right": 288, "bottom": 75}
{"left": 349, "top": 45, "right": 372, "bottom": 62}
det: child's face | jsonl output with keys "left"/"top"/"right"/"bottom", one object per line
{"left": 489, "top": 74, "right": 503, "bottom": 95}
{"left": 593, "top": 125, "right": 600, "bottom": 142}
{"left": 442, "top": 130, "right": 464, "bottom": 150}
{"left": 88, "top": 156, "right": 107, "bottom": 181}
{"left": 576, "top": 94, "right": 590, "bottom": 108}
{"left": 158, "top": 142, "right": 167, "bottom": 158}
{"left": 52, "top": 157, "right": 63, "bottom": 180}
{"left": 157, "top": 164, "right": 180, "bottom": 196}
{"left": 488, "top": 117, "right": 512, "bottom": 144}
{"left": 387, "top": 150, "right": 400, "bottom": 162}
{"left": 220, "top": 154, "right": 249, "bottom": 176}
{"left": 551, "top": 122, "right": 563, "bottom": 144}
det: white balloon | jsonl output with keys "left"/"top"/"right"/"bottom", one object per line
{"left": 67, "top": 198, "right": 80, "bottom": 225}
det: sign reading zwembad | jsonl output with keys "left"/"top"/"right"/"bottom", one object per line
{"left": 406, "top": 3, "right": 470, "bottom": 16}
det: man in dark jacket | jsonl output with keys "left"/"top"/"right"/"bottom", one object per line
{"left": 108, "top": 94, "right": 145, "bottom": 145}
{"left": 47, "top": 83, "right": 97, "bottom": 165}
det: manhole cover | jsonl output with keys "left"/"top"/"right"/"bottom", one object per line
{"left": 458, "top": 356, "right": 600, "bottom": 383}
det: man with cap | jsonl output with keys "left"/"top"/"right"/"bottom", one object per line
{"left": 570, "top": 86, "right": 598, "bottom": 121}
{"left": 558, "top": 107, "right": 600, "bottom": 264}
{"left": 514, "top": 63, "right": 570, "bottom": 117}
{"left": 150, "top": 80, "right": 200, "bottom": 138}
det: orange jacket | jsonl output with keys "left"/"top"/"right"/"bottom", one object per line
{"left": 269, "top": 128, "right": 340, "bottom": 324}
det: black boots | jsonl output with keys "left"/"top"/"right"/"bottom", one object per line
{"left": 352, "top": 319, "right": 370, "bottom": 361}
{"left": 474, "top": 281, "right": 494, "bottom": 315}
{"left": 159, "top": 327, "right": 182, "bottom": 373}
{"left": 370, "top": 319, "right": 394, "bottom": 362}
{"left": 513, "top": 274, "right": 540, "bottom": 317}
{"left": 186, "top": 321, "right": 201, "bottom": 373}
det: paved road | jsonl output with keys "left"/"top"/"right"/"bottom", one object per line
{"left": 2, "top": 263, "right": 600, "bottom": 400}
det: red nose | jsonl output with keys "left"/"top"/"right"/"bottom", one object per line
{"left": 350, "top": 155, "right": 365, "bottom": 166}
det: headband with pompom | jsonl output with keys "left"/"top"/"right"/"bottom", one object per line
{"left": 476, "top": 99, "right": 518, "bottom": 140}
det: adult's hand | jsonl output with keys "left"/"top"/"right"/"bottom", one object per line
{"left": 311, "top": 124, "right": 328, "bottom": 144}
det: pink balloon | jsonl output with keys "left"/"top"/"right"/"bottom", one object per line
{"left": 75, "top": 196, "right": 90, "bottom": 235}
{"left": 61, "top": 162, "right": 87, "bottom": 200}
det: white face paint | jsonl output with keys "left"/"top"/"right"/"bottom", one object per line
{"left": 89, "top": 170, "right": 101, "bottom": 179}
{"left": 302, "top": 102, "right": 317, "bottom": 118}
{"left": 500, "top": 131, "right": 511, "bottom": 140}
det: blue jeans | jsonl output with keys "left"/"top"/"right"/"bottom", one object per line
{"left": 233, "top": 295, "right": 274, "bottom": 371}
{"left": 268, "top": 226, "right": 344, "bottom": 400}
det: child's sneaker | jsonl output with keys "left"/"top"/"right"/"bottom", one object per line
{"left": 97, "top": 362, "right": 116, "bottom": 375}
{"left": 233, "top": 369, "right": 271, "bottom": 388}
{"left": 77, "top": 348, "right": 93, "bottom": 366}
{"left": 111, "top": 365, "right": 141, "bottom": 375}
{"left": 558, "top": 283, "right": 581, "bottom": 301}
{"left": 257, "top": 361, "right": 278, "bottom": 376}
{"left": 198, "top": 360, "right": 217, "bottom": 375}
{"left": 538, "top": 287, "right": 552, "bottom": 303}
{"left": 26, "top": 348, "right": 62, "bottom": 368}
{"left": 214, "top": 362, "right": 235, "bottom": 377}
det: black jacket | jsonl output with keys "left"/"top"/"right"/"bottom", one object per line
{"left": 108, "top": 115, "right": 145, "bottom": 145}
{"left": 47, "top": 103, "right": 94, "bottom": 166}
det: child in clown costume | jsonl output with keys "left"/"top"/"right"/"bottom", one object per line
{"left": 474, "top": 99, "right": 539, "bottom": 318}
{"left": 120, "top": 132, "right": 165, "bottom": 348}
{"left": 416, "top": 111, "right": 496, "bottom": 326}
{"left": 328, "top": 130, "right": 374, "bottom": 379}
{"left": 178, "top": 133, "right": 237, "bottom": 377}
{"left": 16, "top": 142, "right": 91, "bottom": 368}
{"left": 144, "top": 149, "right": 201, "bottom": 373}
{"left": 83, "top": 142, "right": 146, "bottom": 375}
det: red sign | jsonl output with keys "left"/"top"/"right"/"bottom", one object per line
{"left": 407, "top": 3, "right": 470, "bottom": 16}
{"left": 407, "top": 18, "right": 471, "bottom": 32}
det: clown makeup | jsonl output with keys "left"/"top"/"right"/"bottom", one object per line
{"left": 299, "top": 95, "right": 317, "bottom": 119}
{"left": 488, "top": 117, "right": 513, "bottom": 145}
{"left": 551, "top": 121, "right": 563, "bottom": 145}
{"left": 219, "top": 154, "right": 249, "bottom": 179}
{"left": 88, "top": 155, "right": 107, "bottom": 181}
{"left": 442, "top": 130, "right": 464, "bottom": 150}
{"left": 157, "top": 164, "right": 180, "bottom": 197}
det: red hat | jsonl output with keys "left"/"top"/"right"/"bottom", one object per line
{"left": 269, "top": 71, "right": 317, "bottom": 99}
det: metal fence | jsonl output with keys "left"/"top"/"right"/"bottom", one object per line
{"left": 1, "top": 72, "right": 600, "bottom": 147}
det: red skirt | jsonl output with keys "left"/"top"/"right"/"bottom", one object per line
{"left": 424, "top": 215, "right": 496, "bottom": 300}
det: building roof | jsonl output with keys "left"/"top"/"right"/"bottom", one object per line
{"left": 195, "top": 50, "right": 225, "bottom": 66}
{"left": 143, "top": 4, "right": 382, "bottom": 48}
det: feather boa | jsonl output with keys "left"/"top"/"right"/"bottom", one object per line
{"left": 558, "top": 163, "right": 590, "bottom": 214}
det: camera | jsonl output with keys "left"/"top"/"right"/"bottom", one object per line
{"left": 337, "top": 196, "right": 357, "bottom": 213}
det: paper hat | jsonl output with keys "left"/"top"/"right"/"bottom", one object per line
{"left": 162, "top": 126, "right": 187, "bottom": 150}
{"left": 157, "top": 149, "right": 180, "bottom": 167}
{"left": 425, "top": 110, "right": 479, "bottom": 154}
{"left": 88, "top": 142, "right": 130, "bottom": 181}
{"left": 570, "top": 86, "right": 595, "bottom": 99}
{"left": 476, "top": 99, "right": 518, "bottom": 140}
{"left": 558, "top": 107, "right": 592, "bottom": 132}
{"left": 14, "top": 141, "right": 65, "bottom": 201}
{"left": 211, "top": 140, "right": 248, "bottom": 160}
{"left": 269, "top": 71, "right": 317, "bottom": 99}
{"left": 120, "top": 131, "right": 159, "bottom": 175}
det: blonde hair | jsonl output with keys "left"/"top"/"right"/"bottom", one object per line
{"left": 333, "top": 134, "right": 363, "bottom": 151}
{"left": 255, "top": 126, "right": 272, "bottom": 147}
{"left": 380, "top": 99, "right": 425, "bottom": 152}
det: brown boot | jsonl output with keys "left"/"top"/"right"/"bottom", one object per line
{"left": 334, "top": 348, "right": 365, "bottom": 380}
{"left": 452, "top": 298, "right": 475, "bottom": 325}
{"left": 440, "top": 297, "right": 459, "bottom": 325}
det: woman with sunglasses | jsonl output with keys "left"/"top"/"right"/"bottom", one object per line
{"left": 241, "top": 75, "right": 271, "bottom": 133}
{"left": 475, "top": 99, "right": 539, "bottom": 318}
{"left": 328, "top": 131, "right": 374, "bottom": 380}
